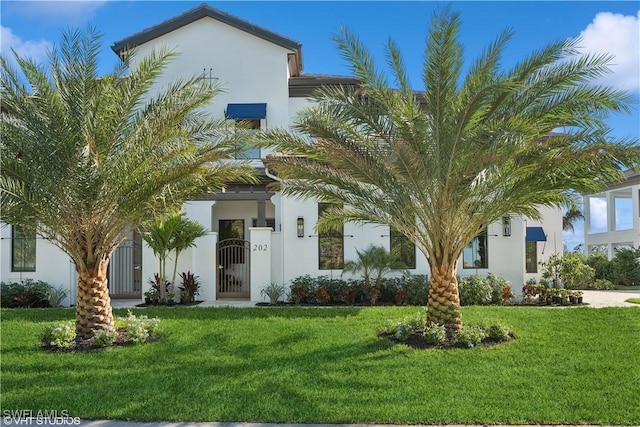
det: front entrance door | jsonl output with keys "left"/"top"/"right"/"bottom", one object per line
{"left": 108, "top": 232, "right": 142, "bottom": 299}
{"left": 217, "top": 220, "right": 250, "bottom": 298}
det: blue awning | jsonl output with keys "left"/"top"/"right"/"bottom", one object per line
{"left": 225, "top": 103, "right": 267, "bottom": 119}
{"left": 526, "top": 227, "right": 547, "bottom": 242}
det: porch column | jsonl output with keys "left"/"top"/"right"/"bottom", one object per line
{"left": 192, "top": 232, "right": 218, "bottom": 301}
{"left": 256, "top": 198, "right": 267, "bottom": 227}
{"left": 249, "top": 227, "right": 272, "bottom": 302}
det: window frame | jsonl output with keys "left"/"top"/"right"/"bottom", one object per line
{"left": 11, "top": 225, "right": 36, "bottom": 272}
{"left": 525, "top": 240, "right": 537, "bottom": 273}
{"left": 233, "top": 119, "right": 261, "bottom": 159}
{"left": 390, "top": 228, "right": 416, "bottom": 269}
{"left": 462, "top": 229, "right": 488, "bottom": 269}
{"left": 318, "top": 203, "right": 344, "bottom": 270}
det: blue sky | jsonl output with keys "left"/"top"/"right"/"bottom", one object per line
{"left": 2, "top": 1, "right": 639, "bottom": 250}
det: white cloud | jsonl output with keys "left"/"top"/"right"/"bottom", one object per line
{"left": 7, "top": 1, "right": 108, "bottom": 26}
{"left": 576, "top": 11, "right": 640, "bottom": 92}
{"left": 588, "top": 197, "right": 608, "bottom": 233}
{"left": 1, "top": 26, "right": 52, "bottom": 63}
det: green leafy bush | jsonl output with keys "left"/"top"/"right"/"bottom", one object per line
{"left": 39, "top": 321, "right": 75, "bottom": 349}
{"left": 1, "top": 279, "right": 60, "bottom": 308}
{"left": 423, "top": 322, "right": 447, "bottom": 344}
{"left": 485, "top": 322, "right": 512, "bottom": 341}
{"left": 611, "top": 247, "right": 640, "bottom": 286}
{"left": 458, "top": 275, "right": 492, "bottom": 305}
{"left": 115, "top": 311, "right": 160, "bottom": 344}
{"left": 541, "top": 253, "right": 595, "bottom": 289}
{"left": 92, "top": 329, "right": 116, "bottom": 348}
{"left": 456, "top": 325, "right": 486, "bottom": 348}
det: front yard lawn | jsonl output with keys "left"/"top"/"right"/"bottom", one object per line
{"left": 1, "top": 306, "right": 639, "bottom": 425}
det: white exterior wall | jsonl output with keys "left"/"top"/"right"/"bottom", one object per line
{"left": 584, "top": 182, "right": 640, "bottom": 259}
{"left": 129, "top": 17, "right": 293, "bottom": 133}
{"left": 0, "top": 225, "right": 76, "bottom": 306}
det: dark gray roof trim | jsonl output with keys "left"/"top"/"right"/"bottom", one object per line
{"left": 111, "top": 3, "right": 303, "bottom": 72}
{"left": 289, "top": 74, "right": 361, "bottom": 98}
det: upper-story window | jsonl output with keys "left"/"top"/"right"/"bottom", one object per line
{"left": 225, "top": 103, "right": 266, "bottom": 160}
{"left": 233, "top": 119, "right": 261, "bottom": 159}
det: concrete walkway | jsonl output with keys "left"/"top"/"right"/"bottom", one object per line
{"left": 111, "top": 290, "right": 640, "bottom": 309}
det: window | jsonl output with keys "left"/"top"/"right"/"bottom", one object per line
{"left": 318, "top": 203, "right": 343, "bottom": 270}
{"left": 390, "top": 229, "right": 416, "bottom": 269}
{"left": 12, "top": 225, "right": 36, "bottom": 272}
{"left": 251, "top": 218, "right": 276, "bottom": 229}
{"left": 525, "top": 241, "right": 537, "bottom": 273}
{"left": 234, "top": 119, "right": 261, "bottom": 159}
{"left": 462, "top": 229, "right": 488, "bottom": 269}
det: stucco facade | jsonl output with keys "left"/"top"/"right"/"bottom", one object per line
{"left": 0, "top": 4, "right": 563, "bottom": 304}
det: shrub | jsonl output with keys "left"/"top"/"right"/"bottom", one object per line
{"left": 92, "top": 329, "right": 116, "bottom": 348}
{"left": 591, "top": 278, "right": 614, "bottom": 290}
{"left": 541, "top": 253, "right": 595, "bottom": 289}
{"left": 423, "top": 322, "right": 447, "bottom": 344}
{"left": 314, "top": 286, "right": 330, "bottom": 304}
{"left": 178, "top": 271, "right": 200, "bottom": 303}
{"left": 1, "top": 279, "right": 55, "bottom": 308}
{"left": 289, "top": 275, "right": 316, "bottom": 304}
{"left": 115, "top": 311, "right": 160, "bottom": 344}
{"left": 611, "top": 247, "right": 640, "bottom": 286}
{"left": 456, "top": 325, "right": 485, "bottom": 348}
{"left": 484, "top": 322, "right": 512, "bottom": 341}
{"left": 458, "top": 275, "right": 492, "bottom": 305}
{"left": 402, "top": 274, "right": 430, "bottom": 305}
{"left": 260, "top": 282, "right": 287, "bottom": 304}
{"left": 45, "top": 286, "right": 68, "bottom": 307}
{"left": 39, "top": 321, "right": 75, "bottom": 349}
{"left": 394, "top": 288, "right": 409, "bottom": 305}
{"left": 586, "top": 252, "right": 613, "bottom": 281}
{"left": 316, "top": 276, "right": 348, "bottom": 304}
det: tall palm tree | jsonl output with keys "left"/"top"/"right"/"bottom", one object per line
{"left": 0, "top": 28, "right": 255, "bottom": 339}
{"left": 261, "top": 8, "right": 639, "bottom": 332}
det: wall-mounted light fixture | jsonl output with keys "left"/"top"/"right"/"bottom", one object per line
{"left": 502, "top": 216, "right": 511, "bottom": 237}
{"left": 297, "top": 217, "right": 304, "bottom": 238}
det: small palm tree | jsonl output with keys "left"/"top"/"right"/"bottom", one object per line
{"left": 262, "top": 7, "right": 639, "bottom": 331}
{"left": 1, "top": 28, "right": 255, "bottom": 339}
{"left": 169, "top": 214, "right": 207, "bottom": 285}
{"left": 342, "top": 245, "right": 393, "bottom": 305}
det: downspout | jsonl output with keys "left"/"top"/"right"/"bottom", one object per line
{"left": 265, "top": 166, "right": 285, "bottom": 286}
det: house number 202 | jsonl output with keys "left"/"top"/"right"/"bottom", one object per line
{"left": 253, "top": 244, "right": 268, "bottom": 252}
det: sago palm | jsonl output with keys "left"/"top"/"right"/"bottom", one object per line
{"left": 0, "top": 28, "right": 255, "bottom": 339}
{"left": 262, "top": 8, "right": 639, "bottom": 331}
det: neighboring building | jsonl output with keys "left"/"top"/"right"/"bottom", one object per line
{"left": 584, "top": 170, "right": 640, "bottom": 258}
{"left": 0, "top": 4, "right": 563, "bottom": 304}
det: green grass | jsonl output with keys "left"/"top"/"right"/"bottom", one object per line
{"left": 1, "top": 306, "right": 639, "bottom": 425}
{"left": 626, "top": 298, "right": 640, "bottom": 304}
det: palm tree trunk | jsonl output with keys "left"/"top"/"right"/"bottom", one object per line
{"left": 427, "top": 264, "right": 462, "bottom": 333}
{"left": 76, "top": 258, "right": 115, "bottom": 340}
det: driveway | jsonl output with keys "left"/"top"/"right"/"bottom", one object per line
{"left": 581, "top": 289, "right": 640, "bottom": 308}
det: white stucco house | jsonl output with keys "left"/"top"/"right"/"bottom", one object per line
{"left": 584, "top": 170, "right": 639, "bottom": 258}
{"left": 0, "top": 4, "right": 563, "bottom": 305}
